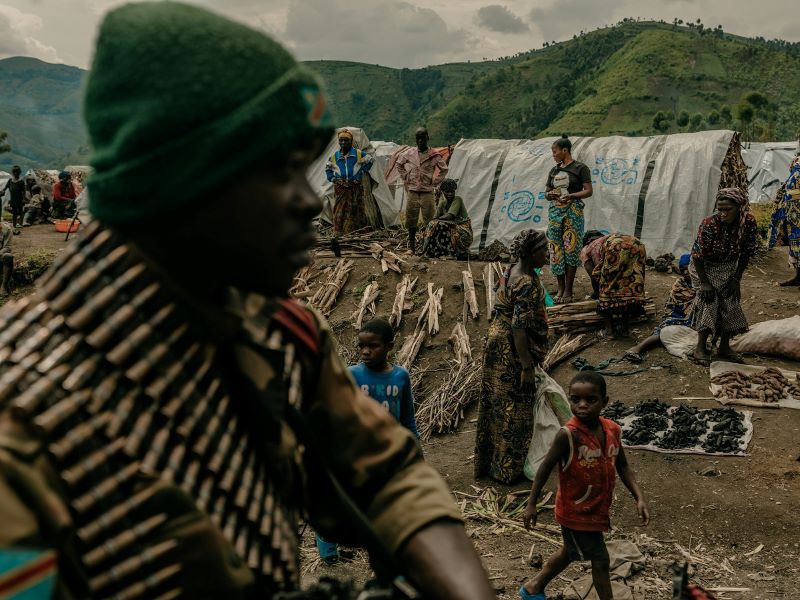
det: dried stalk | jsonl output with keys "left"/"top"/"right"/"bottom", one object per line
{"left": 448, "top": 322, "right": 473, "bottom": 364}
{"left": 350, "top": 281, "right": 380, "bottom": 330}
{"left": 290, "top": 261, "right": 326, "bottom": 298}
{"left": 415, "top": 360, "right": 481, "bottom": 440}
{"left": 547, "top": 298, "right": 656, "bottom": 335}
{"left": 389, "top": 275, "right": 418, "bottom": 329}
{"left": 482, "top": 262, "right": 503, "bottom": 320}
{"left": 368, "top": 242, "right": 405, "bottom": 274}
{"left": 396, "top": 328, "right": 426, "bottom": 370}
{"left": 462, "top": 268, "right": 480, "bottom": 320}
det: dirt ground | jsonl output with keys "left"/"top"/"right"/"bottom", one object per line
{"left": 12, "top": 225, "right": 800, "bottom": 598}
{"left": 306, "top": 244, "right": 800, "bottom": 600}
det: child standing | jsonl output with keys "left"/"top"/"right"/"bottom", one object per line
{"left": 316, "top": 317, "right": 419, "bottom": 563}
{"left": 520, "top": 372, "right": 649, "bottom": 600}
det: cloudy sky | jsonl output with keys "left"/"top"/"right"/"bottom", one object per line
{"left": 1, "top": 0, "right": 797, "bottom": 69}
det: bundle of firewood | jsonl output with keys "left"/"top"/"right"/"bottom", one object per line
{"left": 482, "top": 262, "right": 503, "bottom": 320}
{"left": 396, "top": 329, "right": 426, "bottom": 370}
{"left": 389, "top": 275, "right": 418, "bottom": 329}
{"left": 546, "top": 298, "right": 656, "bottom": 335}
{"left": 368, "top": 242, "right": 405, "bottom": 274}
{"left": 350, "top": 281, "right": 380, "bottom": 329}
{"left": 290, "top": 261, "right": 327, "bottom": 299}
{"left": 416, "top": 283, "right": 443, "bottom": 335}
{"left": 542, "top": 333, "right": 596, "bottom": 372}
{"left": 313, "top": 228, "right": 407, "bottom": 257}
{"left": 309, "top": 259, "right": 353, "bottom": 315}
{"left": 448, "top": 322, "right": 473, "bottom": 364}
{"left": 415, "top": 360, "right": 482, "bottom": 441}
{"left": 462, "top": 269, "right": 480, "bottom": 320}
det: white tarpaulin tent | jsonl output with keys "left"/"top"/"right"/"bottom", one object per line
{"left": 741, "top": 141, "right": 799, "bottom": 204}
{"left": 306, "top": 126, "right": 401, "bottom": 227}
{"left": 447, "top": 130, "right": 737, "bottom": 256}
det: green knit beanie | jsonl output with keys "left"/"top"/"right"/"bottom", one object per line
{"left": 84, "top": 1, "right": 332, "bottom": 224}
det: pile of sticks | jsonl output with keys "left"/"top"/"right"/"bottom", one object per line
{"left": 482, "top": 262, "right": 503, "bottom": 320}
{"left": 289, "top": 262, "right": 327, "bottom": 299}
{"left": 309, "top": 259, "right": 354, "bottom": 315}
{"left": 314, "top": 228, "right": 407, "bottom": 257}
{"left": 416, "top": 283, "right": 443, "bottom": 335}
{"left": 542, "top": 333, "right": 597, "bottom": 372}
{"left": 415, "top": 360, "right": 481, "bottom": 440}
{"left": 455, "top": 487, "right": 560, "bottom": 545}
{"left": 350, "top": 281, "right": 380, "bottom": 330}
{"left": 547, "top": 298, "right": 656, "bottom": 335}
{"left": 396, "top": 329, "right": 426, "bottom": 370}
{"left": 448, "top": 322, "right": 473, "bottom": 365}
{"left": 389, "top": 275, "right": 418, "bottom": 329}
{"left": 368, "top": 242, "right": 405, "bottom": 274}
{"left": 462, "top": 269, "right": 480, "bottom": 320}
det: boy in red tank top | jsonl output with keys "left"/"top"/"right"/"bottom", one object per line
{"left": 519, "top": 372, "right": 650, "bottom": 600}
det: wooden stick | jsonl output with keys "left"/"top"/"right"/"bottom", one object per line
{"left": 462, "top": 268, "right": 480, "bottom": 320}
{"left": 351, "top": 281, "right": 379, "bottom": 330}
{"left": 396, "top": 328, "right": 426, "bottom": 370}
{"left": 483, "top": 263, "right": 496, "bottom": 319}
{"left": 389, "top": 275, "right": 417, "bottom": 329}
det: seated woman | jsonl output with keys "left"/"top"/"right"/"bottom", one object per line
{"left": 580, "top": 230, "right": 647, "bottom": 338}
{"left": 421, "top": 178, "right": 473, "bottom": 258}
{"left": 624, "top": 253, "right": 695, "bottom": 362}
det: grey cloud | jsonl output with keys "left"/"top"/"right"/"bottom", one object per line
{"left": 0, "top": 7, "right": 60, "bottom": 62}
{"left": 283, "top": 0, "right": 469, "bottom": 67}
{"left": 474, "top": 5, "right": 529, "bottom": 33}
{"left": 529, "top": 0, "right": 625, "bottom": 40}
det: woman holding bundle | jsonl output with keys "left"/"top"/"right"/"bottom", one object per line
{"left": 475, "top": 229, "right": 549, "bottom": 484}
{"left": 690, "top": 187, "right": 757, "bottom": 364}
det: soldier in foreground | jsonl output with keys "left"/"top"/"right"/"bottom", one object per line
{"left": 0, "top": 3, "right": 495, "bottom": 599}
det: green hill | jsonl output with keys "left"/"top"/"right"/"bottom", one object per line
{"left": 2, "top": 21, "right": 799, "bottom": 168}
{"left": 0, "top": 56, "right": 88, "bottom": 171}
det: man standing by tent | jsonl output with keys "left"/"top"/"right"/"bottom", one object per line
{"left": 396, "top": 127, "right": 448, "bottom": 254}
{"left": 325, "top": 127, "right": 373, "bottom": 236}
{"left": 2, "top": 165, "right": 26, "bottom": 230}
{"left": 0, "top": 3, "right": 495, "bottom": 599}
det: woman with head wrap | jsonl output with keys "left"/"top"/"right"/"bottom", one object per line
{"left": 768, "top": 156, "right": 800, "bottom": 286}
{"left": 690, "top": 187, "right": 757, "bottom": 364}
{"left": 420, "top": 178, "right": 473, "bottom": 258}
{"left": 580, "top": 230, "right": 647, "bottom": 338}
{"left": 475, "top": 229, "right": 550, "bottom": 484}
{"left": 324, "top": 127, "right": 374, "bottom": 236}
{"left": 624, "top": 253, "right": 695, "bottom": 362}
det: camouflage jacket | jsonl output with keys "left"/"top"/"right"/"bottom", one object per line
{"left": 0, "top": 221, "right": 460, "bottom": 598}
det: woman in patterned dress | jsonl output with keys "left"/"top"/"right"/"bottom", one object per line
{"left": 475, "top": 229, "right": 550, "bottom": 484}
{"left": 421, "top": 178, "right": 473, "bottom": 258}
{"left": 545, "top": 135, "right": 593, "bottom": 304}
{"left": 768, "top": 156, "right": 800, "bottom": 287}
{"left": 690, "top": 187, "right": 757, "bottom": 364}
{"left": 581, "top": 230, "right": 647, "bottom": 338}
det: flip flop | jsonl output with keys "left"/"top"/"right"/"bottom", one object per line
{"left": 624, "top": 351, "right": 644, "bottom": 364}
{"left": 689, "top": 352, "right": 711, "bottom": 367}
{"left": 519, "top": 586, "right": 546, "bottom": 600}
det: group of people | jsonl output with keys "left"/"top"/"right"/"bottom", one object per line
{"left": 1, "top": 166, "right": 79, "bottom": 230}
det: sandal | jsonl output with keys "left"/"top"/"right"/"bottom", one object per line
{"left": 716, "top": 351, "right": 745, "bottom": 364}
{"left": 519, "top": 586, "right": 546, "bottom": 600}
{"left": 689, "top": 351, "right": 711, "bottom": 367}
{"left": 624, "top": 351, "right": 644, "bottom": 364}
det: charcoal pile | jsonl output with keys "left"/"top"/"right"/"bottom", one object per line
{"left": 604, "top": 400, "right": 752, "bottom": 455}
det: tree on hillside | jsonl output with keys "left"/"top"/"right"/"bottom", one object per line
{"left": 689, "top": 112, "right": 704, "bottom": 131}
{"left": 706, "top": 110, "right": 720, "bottom": 125}
{"left": 0, "top": 132, "right": 10, "bottom": 155}
{"left": 744, "top": 92, "right": 768, "bottom": 110}
{"left": 736, "top": 103, "right": 755, "bottom": 140}
{"left": 676, "top": 110, "right": 690, "bottom": 128}
{"left": 719, "top": 105, "right": 732, "bottom": 125}
{"left": 652, "top": 110, "right": 673, "bottom": 133}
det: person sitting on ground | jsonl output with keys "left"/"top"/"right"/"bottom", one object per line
{"left": 325, "top": 128, "right": 373, "bottom": 237}
{"left": 316, "top": 317, "right": 420, "bottom": 564}
{"left": 581, "top": 230, "right": 647, "bottom": 338}
{"left": 0, "top": 221, "right": 14, "bottom": 296}
{"left": 22, "top": 172, "right": 49, "bottom": 226}
{"left": 520, "top": 371, "right": 650, "bottom": 600}
{"left": 52, "top": 170, "right": 78, "bottom": 219}
{"left": 690, "top": 187, "right": 757, "bottom": 365}
{"left": 421, "top": 178, "right": 473, "bottom": 258}
{"left": 2, "top": 165, "right": 26, "bottom": 230}
{"left": 768, "top": 155, "right": 800, "bottom": 287}
{"left": 624, "top": 253, "right": 695, "bottom": 362}
{"left": 396, "top": 127, "right": 448, "bottom": 254}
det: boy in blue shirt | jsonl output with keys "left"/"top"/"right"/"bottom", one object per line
{"left": 316, "top": 318, "right": 419, "bottom": 562}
